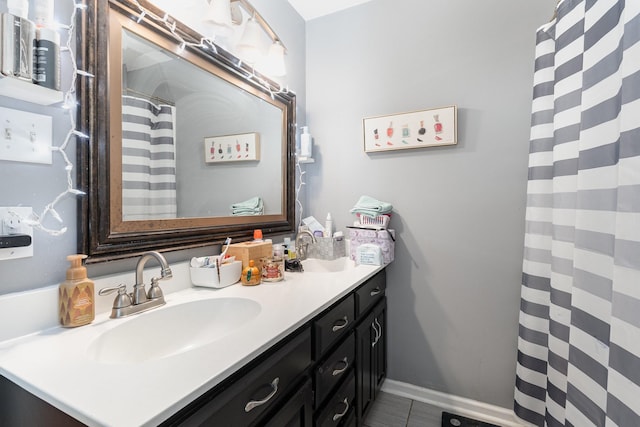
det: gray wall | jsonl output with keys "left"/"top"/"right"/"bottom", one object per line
{"left": 0, "top": 0, "right": 306, "bottom": 293}
{"left": 304, "top": 0, "right": 556, "bottom": 408}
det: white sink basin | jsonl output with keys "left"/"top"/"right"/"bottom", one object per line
{"left": 87, "top": 297, "right": 261, "bottom": 364}
{"left": 302, "top": 257, "right": 354, "bottom": 273}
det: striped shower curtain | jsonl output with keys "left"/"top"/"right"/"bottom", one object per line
{"left": 515, "top": 0, "right": 640, "bottom": 426}
{"left": 121, "top": 96, "right": 177, "bottom": 220}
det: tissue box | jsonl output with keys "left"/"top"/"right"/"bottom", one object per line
{"left": 349, "top": 228, "right": 395, "bottom": 265}
{"left": 308, "top": 236, "right": 346, "bottom": 260}
{"left": 225, "top": 241, "right": 273, "bottom": 271}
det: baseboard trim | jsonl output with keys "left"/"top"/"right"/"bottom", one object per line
{"left": 381, "top": 379, "right": 534, "bottom": 427}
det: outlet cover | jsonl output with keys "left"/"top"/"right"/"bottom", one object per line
{"left": 0, "top": 107, "right": 53, "bottom": 164}
{"left": 0, "top": 207, "right": 34, "bottom": 260}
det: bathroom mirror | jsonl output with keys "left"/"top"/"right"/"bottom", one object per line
{"left": 77, "top": 0, "right": 296, "bottom": 262}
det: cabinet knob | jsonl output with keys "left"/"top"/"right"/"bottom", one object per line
{"left": 370, "top": 287, "right": 382, "bottom": 296}
{"left": 244, "top": 377, "right": 279, "bottom": 412}
{"left": 331, "top": 316, "right": 349, "bottom": 332}
{"left": 332, "top": 397, "right": 350, "bottom": 421}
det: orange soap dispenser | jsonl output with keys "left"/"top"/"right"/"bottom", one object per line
{"left": 59, "top": 254, "right": 95, "bottom": 327}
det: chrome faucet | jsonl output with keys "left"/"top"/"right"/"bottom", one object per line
{"left": 295, "top": 229, "right": 317, "bottom": 261}
{"left": 99, "top": 251, "right": 173, "bottom": 318}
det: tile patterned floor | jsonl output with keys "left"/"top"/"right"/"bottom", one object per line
{"left": 363, "top": 391, "right": 442, "bottom": 427}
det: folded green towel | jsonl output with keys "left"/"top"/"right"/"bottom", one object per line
{"left": 231, "top": 196, "right": 262, "bottom": 210}
{"left": 350, "top": 195, "right": 392, "bottom": 218}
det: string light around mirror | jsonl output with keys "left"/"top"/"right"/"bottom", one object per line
{"left": 130, "top": 0, "right": 289, "bottom": 99}
{"left": 18, "top": 0, "right": 93, "bottom": 237}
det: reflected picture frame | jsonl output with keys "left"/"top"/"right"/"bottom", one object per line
{"left": 363, "top": 105, "right": 457, "bottom": 153}
{"left": 204, "top": 132, "right": 260, "bottom": 163}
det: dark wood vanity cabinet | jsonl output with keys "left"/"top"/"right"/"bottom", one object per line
{"left": 312, "top": 270, "right": 387, "bottom": 427}
{"left": 0, "top": 270, "right": 386, "bottom": 427}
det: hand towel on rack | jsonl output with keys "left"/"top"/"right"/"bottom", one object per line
{"left": 349, "top": 195, "right": 393, "bottom": 218}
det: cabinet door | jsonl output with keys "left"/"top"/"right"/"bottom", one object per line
{"left": 372, "top": 298, "right": 387, "bottom": 393}
{"left": 355, "top": 310, "right": 376, "bottom": 424}
{"left": 355, "top": 298, "right": 387, "bottom": 426}
{"left": 263, "top": 379, "right": 313, "bottom": 427}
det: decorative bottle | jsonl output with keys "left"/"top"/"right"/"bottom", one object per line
{"left": 241, "top": 259, "right": 261, "bottom": 286}
{"left": 300, "top": 126, "right": 313, "bottom": 159}
{"left": 59, "top": 254, "right": 95, "bottom": 327}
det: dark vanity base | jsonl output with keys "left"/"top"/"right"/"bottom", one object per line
{"left": 0, "top": 269, "right": 387, "bottom": 427}
{"left": 0, "top": 376, "right": 86, "bottom": 427}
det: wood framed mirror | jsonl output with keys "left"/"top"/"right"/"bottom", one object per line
{"left": 77, "top": 0, "right": 296, "bottom": 262}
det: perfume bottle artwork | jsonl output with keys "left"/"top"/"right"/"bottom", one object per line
{"left": 402, "top": 124, "right": 410, "bottom": 137}
{"left": 387, "top": 122, "right": 394, "bottom": 137}
{"left": 433, "top": 115, "right": 443, "bottom": 141}
{"left": 374, "top": 129, "right": 379, "bottom": 139}
{"left": 236, "top": 140, "right": 241, "bottom": 158}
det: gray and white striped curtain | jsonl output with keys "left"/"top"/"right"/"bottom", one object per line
{"left": 515, "top": 0, "right": 640, "bottom": 426}
{"left": 121, "top": 96, "right": 177, "bottom": 220}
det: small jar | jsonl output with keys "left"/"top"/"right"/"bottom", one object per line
{"left": 241, "top": 260, "right": 261, "bottom": 286}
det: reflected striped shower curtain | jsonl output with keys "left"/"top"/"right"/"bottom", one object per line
{"left": 121, "top": 96, "right": 177, "bottom": 220}
{"left": 515, "top": 0, "right": 640, "bottom": 426}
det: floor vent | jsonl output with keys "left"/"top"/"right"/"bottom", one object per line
{"left": 442, "top": 411, "right": 501, "bottom": 427}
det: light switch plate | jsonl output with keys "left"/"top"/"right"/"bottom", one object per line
{"left": 0, "top": 207, "right": 34, "bottom": 260}
{"left": 0, "top": 107, "right": 52, "bottom": 164}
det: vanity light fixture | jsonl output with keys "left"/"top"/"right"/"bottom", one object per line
{"left": 207, "top": 0, "right": 287, "bottom": 77}
{"left": 130, "top": 0, "right": 288, "bottom": 95}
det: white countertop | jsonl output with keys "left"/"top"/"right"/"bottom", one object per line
{"left": 0, "top": 258, "right": 382, "bottom": 426}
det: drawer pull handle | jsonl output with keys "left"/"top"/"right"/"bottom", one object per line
{"left": 332, "top": 316, "right": 349, "bottom": 332}
{"left": 332, "top": 357, "right": 349, "bottom": 376}
{"left": 374, "top": 318, "right": 382, "bottom": 344}
{"left": 244, "top": 377, "right": 279, "bottom": 412}
{"left": 332, "top": 397, "right": 350, "bottom": 421}
{"left": 371, "top": 320, "right": 381, "bottom": 348}
{"left": 370, "top": 288, "right": 382, "bottom": 296}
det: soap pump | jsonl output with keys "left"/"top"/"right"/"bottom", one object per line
{"left": 59, "top": 254, "right": 95, "bottom": 327}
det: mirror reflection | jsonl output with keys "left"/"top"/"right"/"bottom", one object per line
{"left": 78, "top": 0, "right": 296, "bottom": 262}
{"left": 120, "top": 29, "right": 284, "bottom": 221}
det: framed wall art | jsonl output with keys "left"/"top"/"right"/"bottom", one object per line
{"left": 204, "top": 132, "right": 260, "bottom": 163}
{"left": 363, "top": 105, "right": 457, "bottom": 153}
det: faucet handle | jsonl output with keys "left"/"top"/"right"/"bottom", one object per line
{"left": 98, "top": 284, "right": 132, "bottom": 309}
{"left": 147, "top": 277, "right": 164, "bottom": 300}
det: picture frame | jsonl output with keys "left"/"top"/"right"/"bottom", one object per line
{"left": 363, "top": 105, "right": 457, "bottom": 153}
{"left": 204, "top": 132, "right": 260, "bottom": 163}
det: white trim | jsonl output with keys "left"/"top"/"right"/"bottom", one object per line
{"left": 381, "top": 379, "right": 537, "bottom": 427}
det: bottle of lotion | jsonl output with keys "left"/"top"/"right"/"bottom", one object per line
{"left": 300, "top": 126, "right": 312, "bottom": 159}
{"left": 324, "top": 213, "right": 333, "bottom": 238}
{"left": 59, "top": 254, "right": 95, "bottom": 327}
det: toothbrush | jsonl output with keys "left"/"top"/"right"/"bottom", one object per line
{"left": 220, "top": 237, "right": 232, "bottom": 263}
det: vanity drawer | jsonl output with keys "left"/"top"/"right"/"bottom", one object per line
{"left": 314, "top": 331, "right": 355, "bottom": 408}
{"left": 314, "top": 372, "right": 356, "bottom": 427}
{"left": 355, "top": 271, "right": 386, "bottom": 316}
{"left": 314, "top": 295, "right": 355, "bottom": 358}
{"left": 173, "top": 327, "right": 311, "bottom": 427}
